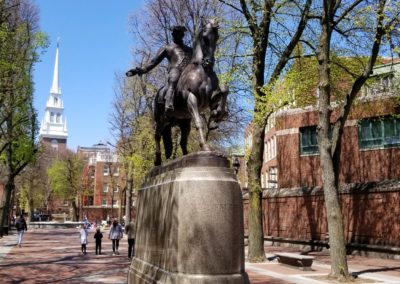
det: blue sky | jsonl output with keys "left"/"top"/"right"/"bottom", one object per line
{"left": 34, "top": 0, "right": 145, "bottom": 151}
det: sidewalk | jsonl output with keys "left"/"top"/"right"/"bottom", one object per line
{"left": 0, "top": 228, "right": 399, "bottom": 283}
{"left": 0, "top": 228, "right": 131, "bottom": 283}
{"left": 246, "top": 246, "right": 400, "bottom": 284}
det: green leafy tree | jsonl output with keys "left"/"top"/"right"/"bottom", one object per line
{"left": 218, "top": 0, "right": 312, "bottom": 262}
{"left": 110, "top": 72, "right": 155, "bottom": 224}
{"left": 308, "top": 0, "right": 400, "bottom": 279}
{"left": 47, "top": 151, "right": 84, "bottom": 221}
{"left": 16, "top": 154, "right": 47, "bottom": 221}
{"left": 0, "top": 0, "right": 47, "bottom": 236}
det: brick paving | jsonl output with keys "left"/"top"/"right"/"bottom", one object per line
{"left": 0, "top": 228, "right": 131, "bottom": 283}
{"left": 0, "top": 228, "right": 400, "bottom": 283}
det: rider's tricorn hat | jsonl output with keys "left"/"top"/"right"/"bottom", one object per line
{"left": 170, "top": 25, "right": 187, "bottom": 33}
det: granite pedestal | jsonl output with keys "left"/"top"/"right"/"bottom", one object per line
{"left": 128, "top": 151, "right": 248, "bottom": 284}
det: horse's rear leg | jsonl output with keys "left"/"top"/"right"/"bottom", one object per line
{"left": 163, "top": 126, "right": 173, "bottom": 159}
{"left": 187, "top": 92, "right": 210, "bottom": 151}
{"left": 179, "top": 119, "right": 191, "bottom": 155}
{"left": 155, "top": 132, "right": 162, "bottom": 166}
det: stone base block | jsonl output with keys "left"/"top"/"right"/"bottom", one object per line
{"left": 129, "top": 258, "right": 245, "bottom": 284}
{"left": 128, "top": 151, "right": 248, "bottom": 284}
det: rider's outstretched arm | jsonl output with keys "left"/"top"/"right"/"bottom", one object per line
{"left": 139, "top": 47, "right": 167, "bottom": 74}
{"left": 127, "top": 47, "right": 167, "bottom": 76}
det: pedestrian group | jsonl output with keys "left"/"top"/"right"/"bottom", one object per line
{"left": 14, "top": 215, "right": 136, "bottom": 258}
{"left": 76, "top": 218, "right": 135, "bottom": 258}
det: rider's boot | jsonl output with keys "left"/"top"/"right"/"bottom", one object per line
{"left": 165, "top": 88, "right": 174, "bottom": 116}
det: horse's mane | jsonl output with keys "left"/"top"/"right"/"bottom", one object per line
{"left": 192, "top": 27, "right": 203, "bottom": 65}
{"left": 191, "top": 19, "right": 219, "bottom": 66}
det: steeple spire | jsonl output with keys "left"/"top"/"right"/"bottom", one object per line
{"left": 39, "top": 40, "right": 68, "bottom": 149}
{"left": 50, "top": 38, "right": 60, "bottom": 94}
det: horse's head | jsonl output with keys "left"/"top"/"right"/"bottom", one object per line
{"left": 195, "top": 19, "right": 219, "bottom": 68}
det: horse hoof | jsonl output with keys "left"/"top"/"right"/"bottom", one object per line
{"left": 154, "top": 155, "right": 162, "bottom": 166}
{"left": 202, "top": 144, "right": 211, "bottom": 151}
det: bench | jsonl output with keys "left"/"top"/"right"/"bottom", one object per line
{"left": 51, "top": 213, "right": 68, "bottom": 223}
{"left": 275, "top": 252, "right": 314, "bottom": 271}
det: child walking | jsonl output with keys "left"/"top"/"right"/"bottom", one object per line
{"left": 94, "top": 228, "right": 103, "bottom": 255}
{"left": 79, "top": 224, "right": 88, "bottom": 255}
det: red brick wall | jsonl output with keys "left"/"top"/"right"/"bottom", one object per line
{"left": 92, "top": 161, "right": 125, "bottom": 207}
{"left": 276, "top": 101, "right": 400, "bottom": 188}
{"left": 243, "top": 188, "right": 400, "bottom": 247}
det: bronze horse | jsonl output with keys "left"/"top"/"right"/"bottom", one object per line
{"left": 132, "top": 20, "right": 228, "bottom": 166}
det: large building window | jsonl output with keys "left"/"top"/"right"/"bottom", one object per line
{"left": 103, "top": 165, "right": 109, "bottom": 176}
{"left": 300, "top": 126, "right": 318, "bottom": 155}
{"left": 359, "top": 116, "right": 400, "bottom": 149}
{"left": 101, "top": 199, "right": 107, "bottom": 207}
{"left": 103, "top": 183, "right": 108, "bottom": 193}
{"left": 268, "top": 167, "right": 278, "bottom": 188}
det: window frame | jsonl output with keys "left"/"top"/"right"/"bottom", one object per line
{"left": 359, "top": 116, "right": 400, "bottom": 150}
{"left": 103, "top": 183, "right": 109, "bottom": 193}
{"left": 299, "top": 126, "right": 319, "bottom": 155}
{"left": 103, "top": 165, "right": 109, "bottom": 176}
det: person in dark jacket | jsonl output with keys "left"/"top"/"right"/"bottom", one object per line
{"left": 94, "top": 228, "right": 103, "bottom": 255}
{"left": 125, "top": 221, "right": 136, "bottom": 259}
{"left": 15, "top": 214, "right": 28, "bottom": 247}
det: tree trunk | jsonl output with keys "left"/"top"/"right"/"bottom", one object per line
{"left": 0, "top": 141, "right": 15, "bottom": 236}
{"left": 118, "top": 188, "right": 124, "bottom": 223}
{"left": 29, "top": 195, "right": 35, "bottom": 222}
{"left": 78, "top": 194, "right": 83, "bottom": 221}
{"left": 247, "top": 123, "right": 265, "bottom": 262}
{"left": 0, "top": 180, "right": 14, "bottom": 236}
{"left": 125, "top": 178, "right": 133, "bottom": 224}
{"left": 317, "top": 8, "right": 350, "bottom": 278}
{"left": 71, "top": 200, "right": 78, "bottom": 222}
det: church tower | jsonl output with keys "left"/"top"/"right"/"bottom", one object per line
{"left": 39, "top": 43, "right": 68, "bottom": 152}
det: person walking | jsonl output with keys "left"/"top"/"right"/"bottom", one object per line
{"left": 125, "top": 221, "right": 136, "bottom": 259}
{"left": 108, "top": 218, "right": 123, "bottom": 255}
{"left": 79, "top": 224, "right": 88, "bottom": 255}
{"left": 15, "top": 214, "right": 27, "bottom": 247}
{"left": 93, "top": 228, "right": 103, "bottom": 255}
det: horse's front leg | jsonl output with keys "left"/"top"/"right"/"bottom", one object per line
{"left": 213, "top": 84, "right": 229, "bottom": 121}
{"left": 186, "top": 91, "right": 210, "bottom": 151}
{"left": 154, "top": 132, "right": 162, "bottom": 166}
{"left": 179, "top": 119, "right": 191, "bottom": 155}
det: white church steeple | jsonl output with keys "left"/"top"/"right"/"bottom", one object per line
{"left": 39, "top": 42, "right": 68, "bottom": 151}
{"left": 50, "top": 41, "right": 60, "bottom": 94}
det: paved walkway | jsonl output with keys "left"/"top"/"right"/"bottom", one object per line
{"left": 0, "top": 228, "right": 399, "bottom": 283}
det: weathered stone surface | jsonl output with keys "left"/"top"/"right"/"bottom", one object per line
{"left": 128, "top": 151, "right": 248, "bottom": 284}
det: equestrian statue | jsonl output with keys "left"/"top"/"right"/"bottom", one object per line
{"left": 126, "top": 19, "right": 228, "bottom": 165}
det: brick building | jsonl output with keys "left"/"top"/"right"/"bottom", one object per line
{"left": 77, "top": 142, "right": 126, "bottom": 223}
{"left": 244, "top": 61, "right": 400, "bottom": 253}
